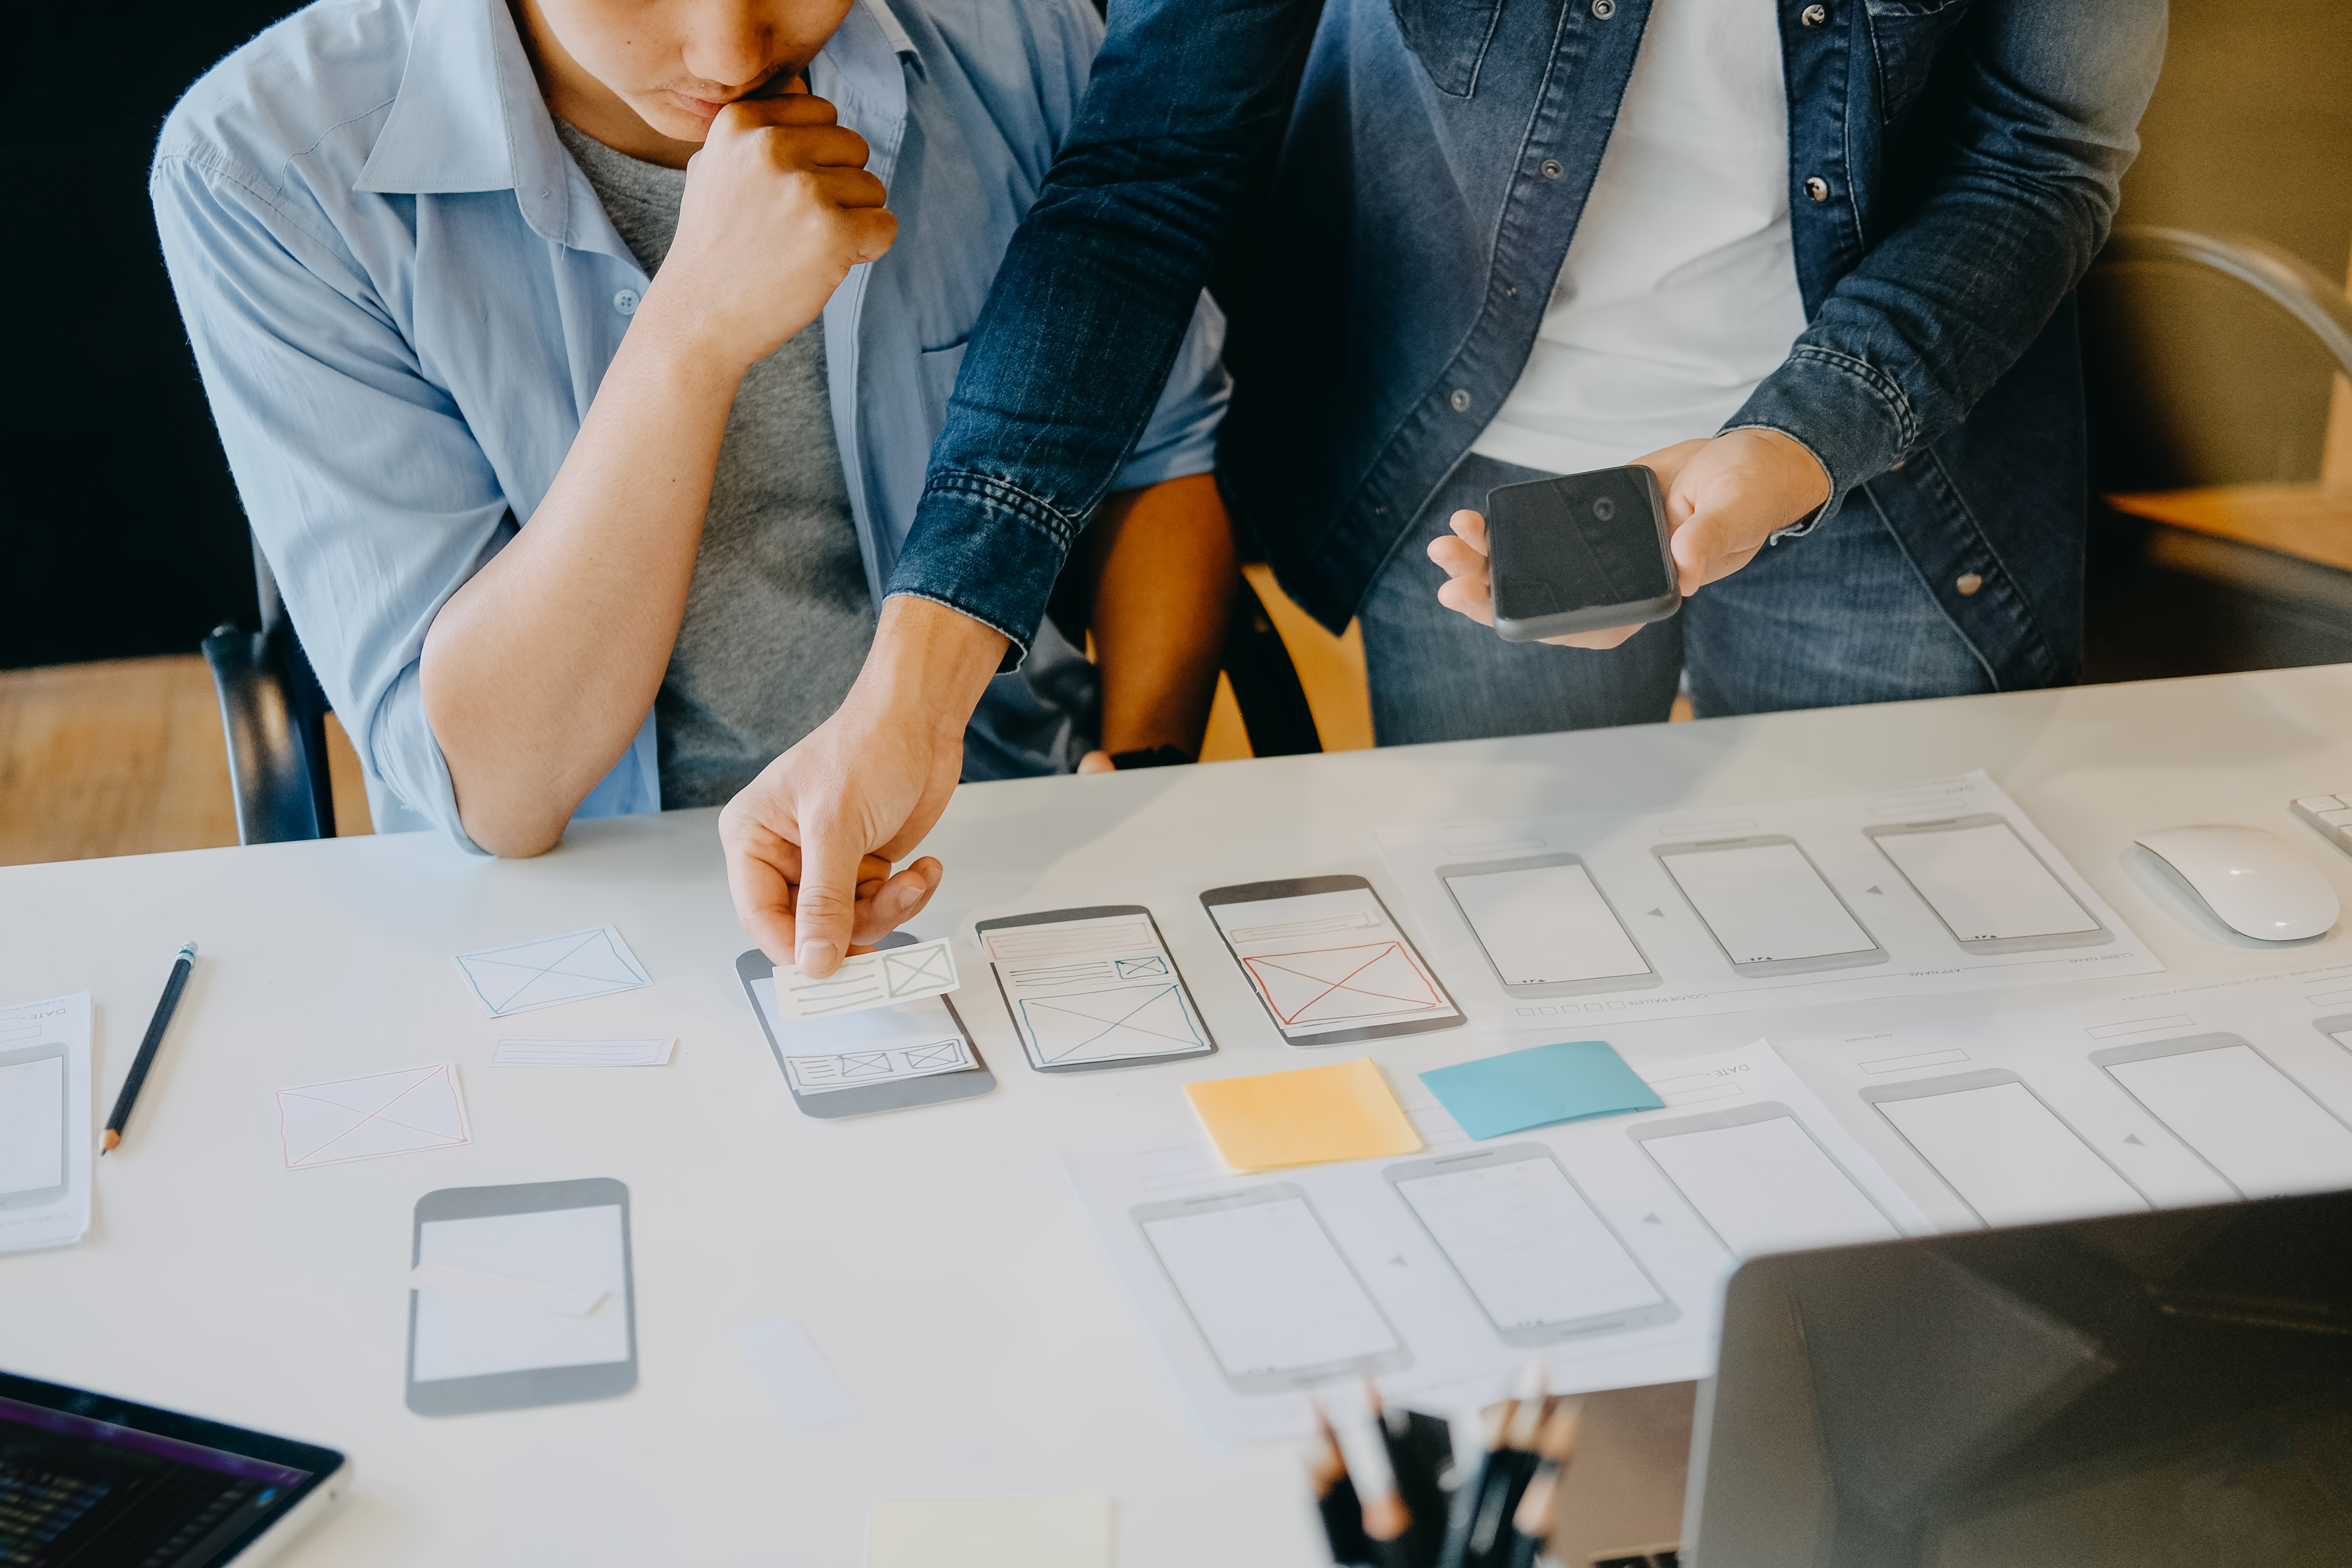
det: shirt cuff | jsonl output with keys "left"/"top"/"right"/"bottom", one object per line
{"left": 886, "top": 475, "right": 1082, "bottom": 672}
{"left": 1721, "top": 344, "right": 1918, "bottom": 539}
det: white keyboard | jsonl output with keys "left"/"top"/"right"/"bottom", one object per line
{"left": 2290, "top": 795, "right": 2352, "bottom": 853}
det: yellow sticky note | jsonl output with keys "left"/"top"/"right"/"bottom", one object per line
{"left": 1183, "top": 1059, "right": 1423, "bottom": 1171}
{"left": 868, "top": 1494, "right": 1113, "bottom": 1568}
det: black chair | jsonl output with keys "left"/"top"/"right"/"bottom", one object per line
{"left": 201, "top": 537, "right": 337, "bottom": 845}
{"left": 202, "top": 543, "right": 1323, "bottom": 844}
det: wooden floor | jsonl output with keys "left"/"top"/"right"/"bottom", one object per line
{"left": 0, "top": 657, "right": 372, "bottom": 867}
{"left": 0, "top": 565, "right": 1675, "bottom": 868}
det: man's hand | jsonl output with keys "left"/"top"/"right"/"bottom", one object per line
{"left": 720, "top": 597, "right": 1008, "bottom": 976}
{"left": 1430, "top": 428, "right": 1832, "bottom": 649}
{"left": 645, "top": 91, "right": 897, "bottom": 373}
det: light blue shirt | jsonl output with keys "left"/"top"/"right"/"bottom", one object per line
{"left": 151, "top": 0, "right": 1227, "bottom": 844}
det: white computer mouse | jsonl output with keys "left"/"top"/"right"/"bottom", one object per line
{"left": 2134, "top": 825, "right": 2340, "bottom": 942}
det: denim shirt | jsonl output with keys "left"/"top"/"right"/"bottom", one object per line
{"left": 151, "top": 0, "right": 1227, "bottom": 844}
{"left": 900, "top": 0, "right": 2164, "bottom": 692}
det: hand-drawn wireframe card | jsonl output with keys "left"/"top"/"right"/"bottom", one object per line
{"left": 737, "top": 939, "right": 992, "bottom": 1119}
{"left": 453, "top": 927, "right": 650, "bottom": 1017}
{"left": 764, "top": 936, "right": 960, "bottom": 1022}
{"left": 1199, "top": 877, "right": 1464, "bottom": 1047}
{"left": 277, "top": 1064, "right": 471, "bottom": 1169}
{"left": 974, "top": 906, "right": 1218, "bottom": 1073}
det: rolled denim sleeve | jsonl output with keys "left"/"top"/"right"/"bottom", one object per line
{"left": 152, "top": 147, "right": 503, "bottom": 850}
{"left": 1727, "top": 0, "right": 2166, "bottom": 533}
{"left": 885, "top": 0, "right": 1319, "bottom": 663}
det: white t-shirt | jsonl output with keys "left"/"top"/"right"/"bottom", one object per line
{"left": 1468, "top": 0, "right": 1808, "bottom": 477}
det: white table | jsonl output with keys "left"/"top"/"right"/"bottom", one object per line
{"left": 7, "top": 665, "right": 2352, "bottom": 1566}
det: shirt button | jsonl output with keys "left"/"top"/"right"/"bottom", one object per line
{"left": 613, "top": 288, "right": 641, "bottom": 316}
{"left": 1450, "top": 389, "right": 1473, "bottom": 413}
{"left": 1804, "top": 176, "right": 1832, "bottom": 202}
{"left": 1801, "top": 3, "right": 1829, "bottom": 24}
{"left": 1591, "top": 0, "right": 1616, "bottom": 15}
{"left": 1539, "top": 158, "right": 1566, "bottom": 180}
{"left": 1956, "top": 572, "right": 1985, "bottom": 596}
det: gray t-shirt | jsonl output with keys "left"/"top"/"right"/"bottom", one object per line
{"left": 557, "top": 122, "right": 876, "bottom": 809}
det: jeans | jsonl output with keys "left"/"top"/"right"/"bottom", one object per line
{"left": 1358, "top": 454, "right": 1995, "bottom": 745}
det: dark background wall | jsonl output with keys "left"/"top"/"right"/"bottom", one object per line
{"left": 0, "top": 2, "right": 299, "bottom": 670}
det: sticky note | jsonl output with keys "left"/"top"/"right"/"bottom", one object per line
{"left": 1183, "top": 1059, "right": 1422, "bottom": 1171}
{"left": 868, "top": 1494, "right": 1113, "bottom": 1568}
{"left": 1420, "top": 1040, "right": 1663, "bottom": 1141}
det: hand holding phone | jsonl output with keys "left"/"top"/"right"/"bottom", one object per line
{"left": 1429, "top": 430, "right": 1830, "bottom": 647}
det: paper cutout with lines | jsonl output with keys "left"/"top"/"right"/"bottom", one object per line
{"left": 747, "top": 985, "right": 980, "bottom": 1096}
{"left": 277, "top": 1064, "right": 470, "bottom": 1168}
{"left": 1245, "top": 942, "right": 1444, "bottom": 1026}
{"left": 767, "top": 937, "right": 960, "bottom": 1022}
{"left": 980, "top": 911, "right": 1215, "bottom": 1070}
{"left": 454, "top": 927, "right": 650, "bottom": 1017}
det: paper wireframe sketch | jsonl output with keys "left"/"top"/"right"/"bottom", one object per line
{"left": 1066, "top": 1039, "right": 1923, "bottom": 1448}
{"left": 746, "top": 984, "right": 977, "bottom": 1094}
{"left": 277, "top": 1064, "right": 470, "bottom": 1168}
{"left": 1201, "top": 881, "right": 1462, "bottom": 1045}
{"left": 454, "top": 927, "right": 650, "bottom": 1017}
{"left": 1379, "top": 771, "right": 2160, "bottom": 1031}
{"left": 0, "top": 992, "right": 92, "bottom": 1257}
{"left": 492, "top": 1038, "right": 674, "bottom": 1067}
{"left": 978, "top": 908, "right": 1216, "bottom": 1070}
{"left": 764, "top": 937, "right": 959, "bottom": 1022}
{"left": 1775, "top": 965, "right": 2352, "bottom": 1235}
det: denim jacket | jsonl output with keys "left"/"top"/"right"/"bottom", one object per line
{"left": 896, "top": 0, "right": 2165, "bottom": 691}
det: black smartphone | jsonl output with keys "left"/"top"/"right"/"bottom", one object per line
{"left": 1484, "top": 465, "right": 1680, "bottom": 640}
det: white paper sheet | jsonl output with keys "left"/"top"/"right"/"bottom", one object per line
{"left": 765, "top": 937, "right": 959, "bottom": 1021}
{"left": 411, "top": 1204, "right": 630, "bottom": 1383}
{"left": 1379, "top": 772, "right": 2159, "bottom": 1029}
{"left": 276, "top": 1064, "right": 470, "bottom": 1168}
{"left": 454, "top": 927, "right": 650, "bottom": 1017}
{"left": 1774, "top": 966, "right": 2352, "bottom": 1231}
{"left": 738, "top": 1315, "right": 858, "bottom": 1426}
{"left": 1063, "top": 1041, "right": 1926, "bottom": 1447}
{"left": 0, "top": 993, "right": 91, "bottom": 1256}
{"left": 492, "top": 1038, "right": 674, "bottom": 1067}
{"left": 748, "top": 985, "right": 977, "bottom": 1094}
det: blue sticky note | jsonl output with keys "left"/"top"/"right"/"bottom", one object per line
{"left": 1420, "top": 1041, "right": 1664, "bottom": 1141}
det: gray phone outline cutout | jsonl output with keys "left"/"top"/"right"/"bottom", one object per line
{"left": 735, "top": 942, "right": 994, "bottom": 1116}
{"left": 1626, "top": 1099, "right": 1905, "bottom": 1255}
{"left": 1650, "top": 833, "right": 1890, "bottom": 977}
{"left": 1435, "top": 851, "right": 1665, "bottom": 997}
{"left": 1863, "top": 812, "right": 2114, "bottom": 954}
{"left": 405, "top": 1177, "right": 637, "bottom": 1417}
{"left": 2089, "top": 1030, "right": 2352, "bottom": 1200}
{"left": 1382, "top": 1143, "right": 1679, "bottom": 1347}
{"left": 1131, "top": 1182, "right": 1413, "bottom": 1394}
{"left": 1860, "top": 1067, "right": 2152, "bottom": 1226}
{"left": 973, "top": 905, "right": 1216, "bottom": 1074}
{"left": 1199, "top": 875, "right": 1466, "bottom": 1047}
{"left": 0, "top": 1041, "right": 70, "bottom": 1210}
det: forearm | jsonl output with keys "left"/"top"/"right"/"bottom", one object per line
{"left": 1084, "top": 474, "right": 1237, "bottom": 757}
{"left": 886, "top": 0, "right": 1317, "bottom": 657}
{"left": 421, "top": 310, "right": 746, "bottom": 855}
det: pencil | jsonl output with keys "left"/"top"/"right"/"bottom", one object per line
{"left": 101, "top": 940, "right": 197, "bottom": 1153}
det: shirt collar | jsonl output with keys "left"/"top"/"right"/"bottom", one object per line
{"left": 356, "top": 0, "right": 919, "bottom": 224}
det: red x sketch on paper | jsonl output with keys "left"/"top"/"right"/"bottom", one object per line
{"left": 1243, "top": 942, "right": 1444, "bottom": 1026}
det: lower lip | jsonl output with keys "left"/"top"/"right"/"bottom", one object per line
{"left": 671, "top": 92, "right": 729, "bottom": 120}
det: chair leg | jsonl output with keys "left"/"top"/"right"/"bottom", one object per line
{"left": 201, "top": 622, "right": 330, "bottom": 845}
